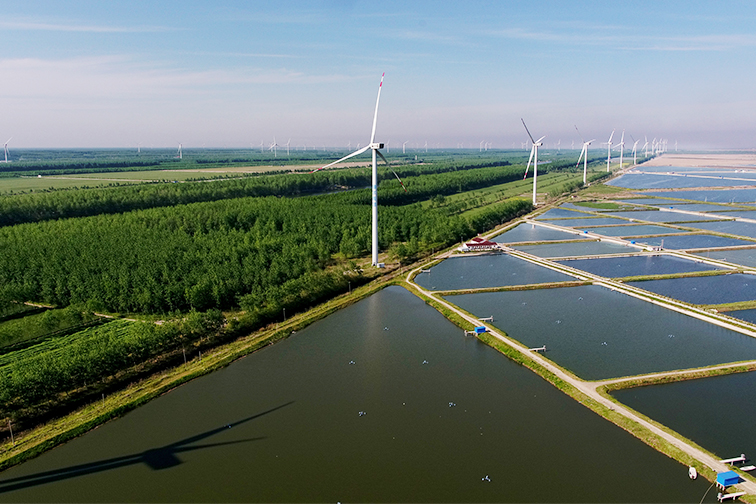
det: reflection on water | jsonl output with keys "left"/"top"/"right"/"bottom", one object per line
{"left": 0, "top": 286, "right": 715, "bottom": 503}
{"left": 492, "top": 223, "right": 581, "bottom": 243}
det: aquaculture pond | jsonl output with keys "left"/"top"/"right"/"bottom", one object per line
{"left": 535, "top": 217, "right": 626, "bottom": 227}
{"left": 694, "top": 248, "right": 756, "bottom": 268}
{"left": 602, "top": 210, "right": 722, "bottom": 223}
{"left": 0, "top": 287, "right": 716, "bottom": 503}
{"left": 576, "top": 224, "right": 688, "bottom": 237}
{"left": 628, "top": 273, "right": 756, "bottom": 305}
{"left": 413, "top": 254, "right": 575, "bottom": 291}
{"left": 608, "top": 173, "right": 754, "bottom": 189}
{"left": 612, "top": 371, "right": 756, "bottom": 463}
{"left": 644, "top": 189, "right": 756, "bottom": 203}
{"left": 556, "top": 255, "right": 723, "bottom": 278}
{"left": 491, "top": 223, "right": 581, "bottom": 243}
{"left": 532, "top": 208, "right": 586, "bottom": 219}
{"left": 617, "top": 198, "right": 701, "bottom": 207}
{"left": 681, "top": 220, "right": 756, "bottom": 239}
{"left": 709, "top": 210, "right": 756, "bottom": 220}
{"left": 513, "top": 240, "right": 640, "bottom": 258}
{"left": 631, "top": 234, "right": 755, "bottom": 250}
{"left": 446, "top": 285, "right": 756, "bottom": 380}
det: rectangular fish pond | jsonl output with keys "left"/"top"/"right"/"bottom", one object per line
{"left": 629, "top": 234, "right": 755, "bottom": 250}
{"left": 491, "top": 223, "right": 583, "bottom": 243}
{"left": 609, "top": 174, "right": 756, "bottom": 190}
{"left": 575, "top": 224, "right": 689, "bottom": 237}
{"left": 681, "top": 220, "right": 756, "bottom": 239}
{"left": 0, "top": 286, "right": 717, "bottom": 503}
{"left": 513, "top": 240, "right": 641, "bottom": 258}
{"left": 446, "top": 284, "right": 756, "bottom": 380}
{"left": 694, "top": 248, "right": 756, "bottom": 268}
{"left": 601, "top": 210, "right": 723, "bottom": 224}
{"left": 628, "top": 273, "right": 756, "bottom": 305}
{"left": 643, "top": 189, "right": 756, "bottom": 204}
{"left": 556, "top": 254, "right": 725, "bottom": 278}
{"left": 414, "top": 253, "right": 577, "bottom": 291}
{"left": 612, "top": 371, "right": 756, "bottom": 465}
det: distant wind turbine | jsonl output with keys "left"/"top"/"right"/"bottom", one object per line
{"left": 176, "top": 143, "right": 182, "bottom": 160}
{"left": 1, "top": 137, "right": 11, "bottom": 163}
{"left": 575, "top": 126, "right": 594, "bottom": 185}
{"left": 310, "top": 73, "right": 406, "bottom": 267}
{"left": 402, "top": 140, "right": 408, "bottom": 154}
{"left": 630, "top": 135, "right": 639, "bottom": 166}
{"left": 269, "top": 138, "right": 279, "bottom": 158}
{"left": 616, "top": 130, "right": 625, "bottom": 170}
{"left": 286, "top": 139, "right": 291, "bottom": 156}
{"left": 605, "top": 130, "right": 615, "bottom": 172}
{"left": 522, "top": 119, "right": 545, "bottom": 206}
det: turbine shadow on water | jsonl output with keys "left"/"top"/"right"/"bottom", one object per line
{"left": 0, "top": 401, "right": 294, "bottom": 494}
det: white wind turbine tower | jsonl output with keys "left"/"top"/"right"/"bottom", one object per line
{"left": 630, "top": 135, "right": 639, "bottom": 166}
{"left": 2, "top": 137, "right": 11, "bottom": 163}
{"left": 386, "top": 140, "right": 390, "bottom": 153}
{"left": 402, "top": 140, "right": 408, "bottom": 154}
{"left": 479, "top": 140, "right": 484, "bottom": 152}
{"left": 286, "top": 139, "right": 291, "bottom": 156}
{"left": 176, "top": 143, "right": 183, "bottom": 160}
{"left": 269, "top": 138, "right": 279, "bottom": 158}
{"left": 643, "top": 136, "right": 649, "bottom": 158}
{"left": 311, "top": 73, "right": 406, "bottom": 267}
{"left": 616, "top": 130, "right": 625, "bottom": 170}
{"left": 605, "top": 130, "right": 615, "bottom": 171}
{"left": 521, "top": 119, "right": 545, "bottom": 206}
{"left": 575, "top": 126, "right": 594, "bottom": 185}
{"left": 260, "top": 140, "right": 265, "bottom": 153}
{"left": 424, "top": 141, "right": 428, "bottom": 153}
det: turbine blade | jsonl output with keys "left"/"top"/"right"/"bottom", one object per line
{"left": 378, "top": 153, "right": 408, "bottom": 193}
{"left": 576, "top": 147, "right": 585, "bottom": 168}
{"left": 535, "top": 135, "right": 546, "bottom": 144}
{"left": 524, "top": 147, "right": 535, "bottom": 178}
{"left": 5, "top": 137, "right": 11, "bottom": 145}
{"left": 608, "top": 130, "right": 615, "bottom": 143}
{"left": 369, "top": 73, "right": 385, "bottom": 145}
{"left": 311, "top": 145, "right": 371, "bottom": 173}
{"left": 376, "top": 150, "right": 388, "bottom": 166}
{"left": 521, "top": 118, "right": 535, "bottom": 144}
{"left": 587, "top": 139, "right": 596, "bottom": 144}
{"left": 575, "top": 125, "right": 585, "bottom": 143}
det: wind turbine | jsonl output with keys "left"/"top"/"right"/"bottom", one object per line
{"left": 176, "top": 143, "right": 182, "bottom": 160}
{"left": 402, "top": 140, "right": 408, "bottom": 154}
{"left": 616, "top": 130, "right": 625, "bottom": 170}
{"left": 479, "top": 140, "right": 484, "bottom": 152}
{"left": 630, "top": 135, "right": 639, "bottom": 166}
{"left": 643, "top": 136, "right": 649, "bottom": 158}
{"left": 260, "top": 140, "right": 265, "bottom": 153}
{"left": 521, "top": 119, "right": 545, "bottom": 206}
{"left": 424, "top": 141, "right": 428, "bottom": 153}
{"left": 1, "top": 137, "right": 11, "bottom": 163}
{"left": 605, "top": 130, "right": 615, "bottom": 172}
{"left": 310, "top": 73, "right": 406, "bottom": 267}
{"left": 269, "top": 138, "right": 279, "bottom": 158}
{"left": 575, "top": 126, "right": 594, "bottom": 185}
{"left": 386, "top": 140, "right": 390, "bottom": 153}
{"left": 286, "top": 139, "right": 291, "bottom": 156}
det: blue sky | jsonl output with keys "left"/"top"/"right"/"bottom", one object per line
{"left": 1, "top": 0, "right": 756, "bottom": 149}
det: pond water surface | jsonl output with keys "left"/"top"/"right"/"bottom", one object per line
{"left": 631, "top": 234, "right": 755, "bottom": 250}
{"left": 492, "top": 223, "right": 581, "bottom": 243}
{"left": 576, "top": 225, "right": 688, "bottom": 237}
{"left": 612, "top": 372, "right": 756, "bottom": 462}
{"left": 414, "top": 254, "right": 576, "bottom": 291}
{"left": 0, "top": 286, "right": 716, "bottom": 503}
{"left": 513, "top": 240, "right": 640, "bottom": 258}
{"left": 694, "top": 248, "right": 756, "bottom": 268}
{"left": 602, "top": 211, "right": 721, "bottom": 223}
{"left": 628, "top": 273, "right": 756, "bottom": 305}
{"left": 644, "top": 189, "right": 756, "bottom": 203}
{"left": 556, "top": 255, "right": 723, "bottom": 278}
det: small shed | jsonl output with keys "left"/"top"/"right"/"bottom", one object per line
{"left": 716, "top": 470, "right": 740, "bottom": 489}
{"left": 474, "top": 326, "right": 487, "bottom": 335}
